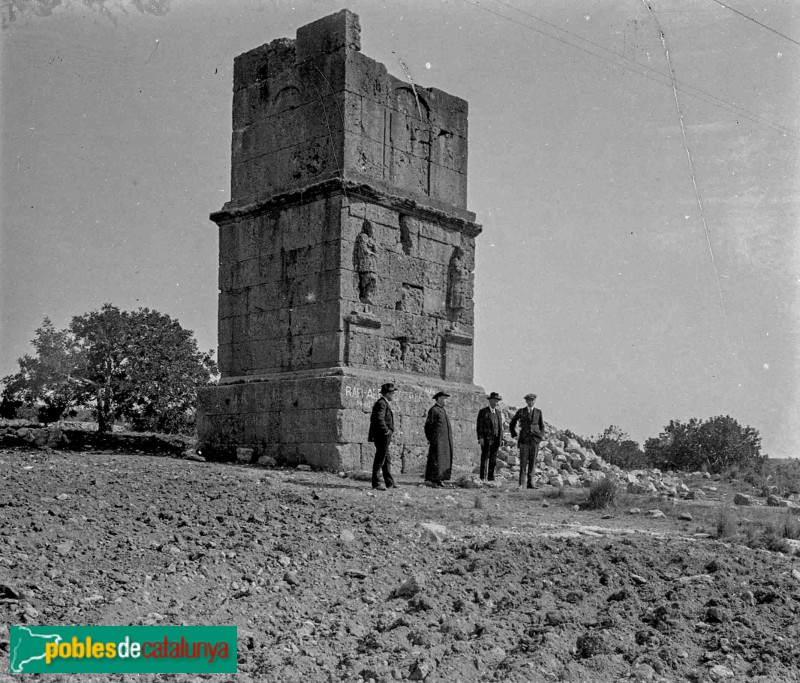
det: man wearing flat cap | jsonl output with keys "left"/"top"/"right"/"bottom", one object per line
{"left": 476, "top": 392, "right": 504, "bottom": 481}
{"left": 509, "top": 393, "right": 545, "bottom": 488}
{"left": 368, "top": 382, "right": 397, "bottom": 491}
{"left": 424, "top": 391, "right": 453, "bottom": 487}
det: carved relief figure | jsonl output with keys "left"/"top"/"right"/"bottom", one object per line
{"left": 447, "top": 246, "right": 469, "bottom": 321}
{"left": 354, "top": 219, "right": 378, "bottom": 304}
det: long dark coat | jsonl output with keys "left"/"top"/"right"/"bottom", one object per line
{"left": 424, "top": 404, "right": 453, "bottom": 482}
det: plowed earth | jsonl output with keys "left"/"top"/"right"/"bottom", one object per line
{"left": 1, "top": 448, "right": 799, "bottom": 682}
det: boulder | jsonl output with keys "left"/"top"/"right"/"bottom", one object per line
{"left": 766, "top": 494, "right": 788, "bottom": 507}
{"left": 455, "top": 473, "right": 483, "bottom": 489}
{"left": 419, "top": 523, "right": 448, "bottom": 544}
{"left": 548, "top": 474, "right": 564, "bottom": 488}
{"left": 733, "top": 493, "right": 753, "bottom": 506}
{"left": 391, "top": 575, "right": 425, "bottom": 599}
{"left": 257, "top": 456, "right": 277, "bottom": 468}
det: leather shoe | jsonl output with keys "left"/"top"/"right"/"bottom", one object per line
{"left": 372, "top": 484, "right": 387, "bottom": 491}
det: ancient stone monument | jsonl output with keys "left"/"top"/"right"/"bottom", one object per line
{"left": 197, "top": 9, "right": 485, "bottom": 472}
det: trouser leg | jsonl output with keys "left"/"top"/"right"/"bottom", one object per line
{"left": 518, "top": 442, "right": 529, "bottom": 486}
{"left": 487, "top": 441, "right": 499, "bottom": 480}
{"left": 479, "top": 442, "right": 490, "bottom": 480}
{"left": 527, "top": 441, "right": 540, "bottom": 485}
{"left": 372, "top": 439, "right": 389, "bottom": 487}
{"left": 382, "top": 443, "right": 395, "bottom": 487}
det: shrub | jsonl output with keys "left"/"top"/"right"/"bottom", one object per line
{"left": 715, "top": 506, "right": 736, "bottom": 538}
{"left": 645, "top": 416, "right": 764, "bottom": 474}
{"left": 585, "top": 478, "right": 619, "bottom": 510}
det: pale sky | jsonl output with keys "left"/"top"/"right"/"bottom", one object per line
{"left": 2, "top": 0, "right": 798, "bottom": 457}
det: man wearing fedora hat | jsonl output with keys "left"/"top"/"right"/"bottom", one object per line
{"left": 476, "top": 392, "right": 505, "bottom": 481}
{"left": 509, "top": 393, "right": 545, "bottom": 488}
{"left": 368, "top": 382, "right": 397, "bottom": 491}
{"left": 424, "top": 391, "right": 453, "bottom": 487}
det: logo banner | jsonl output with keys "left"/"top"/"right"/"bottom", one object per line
{"left": 9, "top": 625, "right": 237, "bottom": 674}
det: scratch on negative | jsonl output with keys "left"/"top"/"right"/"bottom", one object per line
{"left": 641, "top": 0, "right": 728, "bottom": 327}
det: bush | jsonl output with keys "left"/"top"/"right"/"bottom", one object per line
{"left": 644, "top": 416, "right": 764, "bottom": 474}
{"left": 585, "top": 478, "right": 619, "bottom": 510}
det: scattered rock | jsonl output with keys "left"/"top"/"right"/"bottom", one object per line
{"left": 648, "top": 509, "right": 666, "bottom": 519}
{"left": 733, "top": 493, "right": 752, "bottom": 506}
{"left": 575, "top": 632, "right": 610, "bottom": 658}
{"left": 296, "top": 464, "right": 311, "bottom": 471}
{"left": 283, "top": 571, "right": 299, "bottom": 586}
{"left": 455, "top": 473, "right": 482, "bottom": 489}
{"left": 678, "top": 512, "right": 693, "bottom": 521}
{"left": 0, "top": 584, "right": 21, "bottom": 601}
{"left": 345, "top": 569, "right": 368, "bottom": 580}
{"left": 257, "top": 455, "right": 277, "bottom": 467}
{"left": 56, "top": 541, "right": 73, "bottom": 555}
{"left": 709, "top": 663, "right": 734, "bottom": 680}
{"left": 419, "top": 522, "right": 448, "bottom": 544}
{"left": 339, "top": 529, "right": 356, "bottom": 543}
{"left": 629, "top": 508, "right": 641, "bottom": 515}
{"left": 409, "top": 658, "right": 434, "bottom": 680}
{"left": 391, "top": 575, "right": 425, "bottom": 599}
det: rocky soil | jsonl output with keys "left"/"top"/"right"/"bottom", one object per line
{"left": 1, "top": 448, "right": 800, "bottom": 683}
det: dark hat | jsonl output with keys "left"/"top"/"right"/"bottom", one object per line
{"left": 487, "top": 392, "right": 503, "bottom": 401}
{"left": 381, "top": 383, "right": 397, "bottom": 394}
{"left": 524, "top": 393, "right": 537, "bottom": 400}
{"left": 432, "top": 391, "right": 451, "bottom": 400}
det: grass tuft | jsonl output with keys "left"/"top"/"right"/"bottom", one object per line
{"left": 584, "top": 478, "right": 619, "bottom": 510}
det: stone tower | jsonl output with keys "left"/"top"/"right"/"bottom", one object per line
{"left": 197, "top": 10, "right": 485, "bottom": 472}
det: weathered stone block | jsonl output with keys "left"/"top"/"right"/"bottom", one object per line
{"left": 296, "top": 9, "right": 360, "bottom": 64}
{"left": 345, "top": 50, "right": 390, "bottom": 104}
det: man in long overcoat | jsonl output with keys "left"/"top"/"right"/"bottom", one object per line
{"left": 368, "top": 382, "right": 397, "bottom": 490}
{"left": 424, "top": 391, "right": 453, "bottom": 487}
{"left": 476, "top": 391, "right": 504, "bottom": 481}
{"left": 509, "top": 392, "right": 545, "bottom": 488}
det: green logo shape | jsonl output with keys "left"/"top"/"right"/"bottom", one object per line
{"left": 9, "top": 626, "right": 237, "bottom": 674}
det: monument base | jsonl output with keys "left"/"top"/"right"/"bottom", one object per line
{"left": 197, "top": 367, "right": 486, "bottom": 473}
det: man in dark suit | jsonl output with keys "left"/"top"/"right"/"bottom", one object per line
{"left": 368, "top": 382, "right": 397, "bottom": 490}
{"left": 476, "top": 392, "right": 504, "bottom": 481}
{"left": 509, "top": 392, "right": 545, "bottom": 489}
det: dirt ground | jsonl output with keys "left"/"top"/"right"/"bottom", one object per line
{"left": 1, "top": 448, "right": 799, "bottom": 682}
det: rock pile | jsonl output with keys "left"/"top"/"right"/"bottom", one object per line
{"left": 0, "top": 419, "right": 193, "bottom": 456}
{"left": 469, "top": 412, "right": 693, "bottom": 497}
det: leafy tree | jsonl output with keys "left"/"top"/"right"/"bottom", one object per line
{"left": 1, "top": 318, "right": 86, "bottom": 423}
{"left": 591, "top": 425, "right": 647, "bottom": 469}
{"left": 644, "top": 415, "right": 764, "bottom": 474}
{"left": 3, "top": 305, "right": 217, "bottom": 433}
